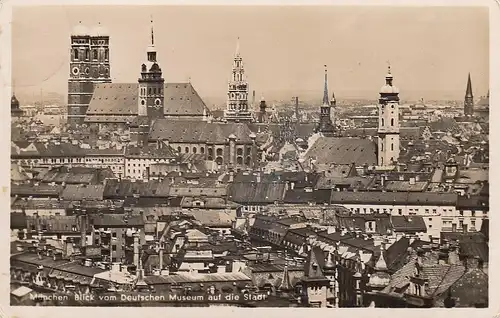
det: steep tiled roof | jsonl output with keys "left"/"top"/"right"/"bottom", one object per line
{"left": 36, "top": 167, "right": 115, "bottom": 184}
{"left": 423, "top": 264, "right": 466, "bottom": 296}
{"left": 103, "top": 179, "right": 171, "bottom": 198}
{"left": 183, "top": 210, "right": 236, "bottom": 227}
{"left": 125, "top": 142, "right": 178, "bottom": 158}
{"left": 85, "top": 83, "right": 208, "bottom": 120}
{"left": 304, "top": 137, "right": 377, "bottom": 166}
{"left": 12, "top": 142, "right": 86, "bottom": 158}
{"left": 27, "top": 215, "right": 92, "bottom": 234}
{"left": 330, "top": 191, "right": 457, "bottom": 206}
{"left": 11, "top": 184, "right": 63, "bottom": 197}
{"left": 459, "top": 241, "right": 488, "bottom": 262}
{"left": 228, "top": 182, "right": 286, "bottom": 204}
{"left": 61, "top": 184, "right": 104, "bottom": 201}
{"left": 384, "top": 237, "right": 411, "bottom": 273}
{"left": 91, "top": 214, "right": 144, "bottom": 227}
{"left": 302, "top": 247, "right": 328, "bottom": 281}
{"left": 391, "top": 215, "right": 427, "bottom": 233}
{"left": 449, "top": 269, "right": 488, "bottom": 307}
{"left": 150, "top": 119, "right": 254, "bottom": 144}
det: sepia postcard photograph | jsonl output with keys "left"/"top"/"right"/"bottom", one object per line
{"left": 3, "top": 0, "right": 496, "bottom": 315}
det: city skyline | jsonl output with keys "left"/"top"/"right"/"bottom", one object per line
{"left": 13, "top": 5, "right": 489, "bottom": 102}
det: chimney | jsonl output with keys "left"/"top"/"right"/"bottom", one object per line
{"left": 409, "top": 177, "right": 416, "bottom": 185}
{"left": 80, "top": 213, "right": 87, "bottom": 250}
{"left": 291, "top": 182, "right": 295, "bottom": 190}
{"left": 381, "top": 175, "right": 385, "bottom": 187}
{"left": 327, "top": 226, "right": 336, "bottom": 234}
{"left": 84, "top": 258, "right": 92, "bottom": 267}
{"left": 111, "top": 262, "right": 121, "bottom": 273}
{"left": 159, "top": 243, "right": 164, "bottom": 270}
{"left": 229, "top": 170, "right": 234, "bottom": 183}
{"left": 157, "top": 140, "right": 162, "bottom": 150}
{"left": 133, "top": 234, "right": 140, "bottom": 268}
{"left": 257, "top": 172, "right": 261, "bottom": 183}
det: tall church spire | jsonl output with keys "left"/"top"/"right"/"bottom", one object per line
{"left": 464, "top": 73, "right": 474, "bottom": 116}
{"left": 318, "top": 65, "right": 334, "bottom": 136}
{"left": 465, "top": 73, "right": 473, "bottom": 98}
{"left": 323, "top": 65, "right": 329, "bottom": 106}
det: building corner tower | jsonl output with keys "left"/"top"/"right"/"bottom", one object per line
{"left": 377, "top": 66, "right": 400, "bottom": 168}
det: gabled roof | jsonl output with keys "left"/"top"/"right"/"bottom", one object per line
{"left": 302, "top": 247, "right": 328, "bottom": 282}
{"left": 85, "top": 82, "right": 208, "bottom": 119}
{"left": 150, "top": 119, "right": 254, "bottom": 144}
{"left": 391, "top": 215, "right": 427, "bottom": 233}
{"left": 228, "top": 182, "right": 286, "bottom": 204}
{"left": 304, "top": 137, "right": 377, "bottom": 166}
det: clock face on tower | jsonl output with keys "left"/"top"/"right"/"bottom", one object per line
{"left": 154, "top": 98, "right": 162, "bottom": 108}
{"left": 72, "top": 67, "right": 79, "bottom": 76}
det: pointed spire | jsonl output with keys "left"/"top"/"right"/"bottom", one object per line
{"left": 375, "top": 244, "right": 388, "bottom": 271}
{"left": 323, "top": 65, "right": 329, "bottom": 106}
{"left": 150, "top": 16, "right": 155, "bottom": 46}
{"left": 279, "top": 264, "right": 292, "bottom": 291}
{"left": 465, "top": 73, "right": 473, "bottom": 98}
{"left": 235, "top": 37, "right": 240, "bottom": 57}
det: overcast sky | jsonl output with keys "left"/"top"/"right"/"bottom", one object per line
{"left": 12, "top": 5, "right": 489, "bottom": 102}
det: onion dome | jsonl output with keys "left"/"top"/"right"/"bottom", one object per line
{"left": 72, "top": 21, "right": 90, "bottom": 36}
{"left": 90, "top": 22, "right": 108, "bottom": 37}
{"left": 380, "top": 66, "right": 399, "bottom": 94}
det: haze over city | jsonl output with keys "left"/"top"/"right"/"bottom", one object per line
{"left": 12, "top": 5, "right": 489, "bottom": 103}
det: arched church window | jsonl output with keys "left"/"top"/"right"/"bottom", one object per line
{"left": 381, "top": 144, "right": 383, "bottom": 151}
{"left": 216, "top": 157, "right": 223, "bottom": 166}
{"left": 391, "top": 143, "right": 394, "bottom": 151}
{"left": 208, "top": 148, "right": 213, "bottom": 157}
{"left": 201, "top": 147, "right": 205, "bottom": 154}
{"left": 74, "top": 49, "right": 79, "bottom": 60}
{"left": 391, "top": 118, "right": 394, "bottom": 126}
{"left": 216, "top": 148, "right": 223, "bottom": 156}
{"left": 105, "top": 50, "right": 109, "bottom": 60}
{"left": 381, "top": 119, "right": 384, "bottom": 126}
{"left": 237, "top": 148, "right": 243, "bottom": 156}
{"left": 93, "top": 50, "right": 98, "bottom": 60}
{"left": 177, "top": 146, "right": 181, "bottom": 153}
{"left": 185, "top": 147, "right": 189, "bottom": 153}
{"left": 245, "top": 156, "right": 251, "bottom": 166}
{"left": 237, "top": 157, "right": 243, "bottom": 165}
{"left": 193, "top": 147, "right": 197, "bottom": 154}
{"left": 85, "top": 49, "right": 89, "bottom": 60}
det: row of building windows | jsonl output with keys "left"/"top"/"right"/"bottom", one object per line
{"left": 140, "top": 87, "right": 163, "bottom": 96}
{"left": 73, "top": 49, "right": 109, "bottom": 61}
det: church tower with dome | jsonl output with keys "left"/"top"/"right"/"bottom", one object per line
{"left": 137, "top": 18, "right": 164, "bottom": 120}
{"left": 377, "top": 65, "right": 400, "bottom": 168}
{"left": 67, "top": 21, "right": 111, "bottom": 127}
{"left": 130, "top": 18, "right": 165, "bottom": 146}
